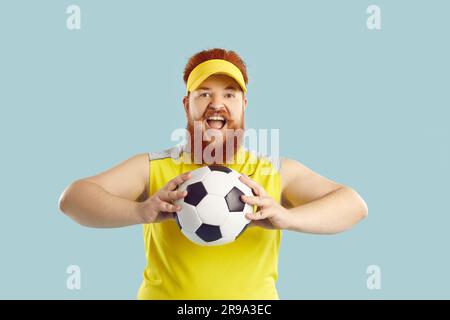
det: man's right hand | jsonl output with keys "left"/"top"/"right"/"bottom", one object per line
{"left": 137, "top": 172, "right": 192, "bottom": 223}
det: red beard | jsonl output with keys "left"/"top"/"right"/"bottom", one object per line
{"left": 186, "top": 110, "right": 245, "bottom": 165}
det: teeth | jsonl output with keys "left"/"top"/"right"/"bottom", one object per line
{"left": 207, "top": 116, "right": 225, "bottom": 121}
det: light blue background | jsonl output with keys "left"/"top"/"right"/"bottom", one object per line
{"left": 1, "top": 0, "right": 449, "bottom": 299}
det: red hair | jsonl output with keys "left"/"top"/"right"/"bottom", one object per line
{"left": 183, "top": 48, "right": 249, "bottom": 88}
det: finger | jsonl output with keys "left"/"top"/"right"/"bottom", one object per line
{"left": 157, "top": 199, "right": 181, "bottom": 213}
{"left": 159, "top": 190, "right": 188, "bottom": 202}
{"left": 238, "top": 174, "right": 255, "bottom": 192}
{"left": 165, "top": 172, "right": 192, "bottom": 191}
{"left": 166, "top": 172, "right": 192, "bottom": 191}
{"left": 239, "top": 174, "right": 267, "bottom": 196}
{"left": 241, "top": 195, "right": 271, "bottom": 207}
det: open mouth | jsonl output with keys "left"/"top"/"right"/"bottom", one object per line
{"left": 205, "top": 116, "right": 227, "bottom": 130}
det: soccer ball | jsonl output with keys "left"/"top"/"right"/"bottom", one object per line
{"left": 173, "top": 165, "right": 254, "bottom": 246}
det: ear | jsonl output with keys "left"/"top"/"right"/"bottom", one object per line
{"left": 243, "top": 95, "right": 248, "bottom": 111}
{"left": 183, "top": 95, "right": 189, "bottom": 115}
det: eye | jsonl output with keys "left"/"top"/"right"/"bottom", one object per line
{"left": 200, "top": 92, "right": 211, "bottom": 97}
{"left": 225, "top": 93, "right": 235, "bottom": 98}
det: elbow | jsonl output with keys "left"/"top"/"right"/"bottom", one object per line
{"left": 329, "top": 201, "right": 368, "bottom": 235}
{"left": 359, "top": 196, "right": 369, "bottom": 220}
{"left": 330, "top": 189, "right": 369, "bottom": 235}
{"left": 361, "top": 202, "right": 369, "bottom": 220}
{"left": 58, "top": 186, "right": 85, "bottom": 227}
{"left": 337, "top": 207, "right": 368, "bottom": 235}
{"left": 58, "top": 187, "right": 69, "bottom": 214}
{"left": 58, "top": 180, "right": 80, "bottom": 216}
{"left": 348, "top": 187, "right": 368, "bottom": 221}
{"left": 57, "top": 180, "right": 101, "bottom": 228}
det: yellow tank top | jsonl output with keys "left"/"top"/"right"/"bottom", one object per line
{"left": 137, "top": 145, "right": 282, "bottom": 300}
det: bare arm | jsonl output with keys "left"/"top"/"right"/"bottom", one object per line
{"left": 58, "top": 180, "right": 145, "bottom": 228}
{"left": 280, "top": 158, "right": 368, "bottom": 234}
{"left": 58, "top": 153, "right": 149, "bottom": 228}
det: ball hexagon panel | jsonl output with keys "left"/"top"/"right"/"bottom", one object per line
{"left": 226, "top": 170, "right": 242, "bottom": 182}
{"left": 175, "top": 202, "right": 202, "bottom": 233}
{"left": 244, "top": 203, "right": 254, "bottom": 214}
{"left": 179, "top": 166, "right": 211, "bottom": 190}
{"left": 201, "top": 171, "right": 235, "bottom": 197}
{"left": 196, "top": 194, "right": 229, "bottom": 226}
{"left": 220, "top": 212, "right": 250, "bottom": 239}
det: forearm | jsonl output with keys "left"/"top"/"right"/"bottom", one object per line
{"left": 58, "top": 180, "right": 143, "bottom": 228}
{"left": 286, "top": 187, "right": 368, "bottom": 234}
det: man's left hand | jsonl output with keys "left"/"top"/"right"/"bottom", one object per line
{"left": 239, "top": 174, "right": 292, "bottom": 230}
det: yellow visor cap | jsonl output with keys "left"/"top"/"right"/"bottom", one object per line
{"left": 186, "top": 59, "right": 247, "bottom": 94}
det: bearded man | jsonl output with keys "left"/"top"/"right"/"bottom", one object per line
{"left": 58, "top": 48, "right": 368, "bottom": 300}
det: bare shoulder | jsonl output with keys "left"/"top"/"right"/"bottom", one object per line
{"left": 279, "top": 157, "right": 343, "bottom": 207}
{"left": 83, "top": 153, "right": 150, "bottom": 202}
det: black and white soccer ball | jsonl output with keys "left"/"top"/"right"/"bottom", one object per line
{"left": 173, "top": 165, "right": 254, "bottom": 246}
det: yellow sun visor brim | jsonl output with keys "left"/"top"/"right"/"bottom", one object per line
{"left": 186, "top": 59, "right": 247, "bottom": 94}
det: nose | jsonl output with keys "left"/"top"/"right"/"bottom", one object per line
{"left": 208, "top": 95, "right": 226, "bottom": 110}
{"left": 208, "top": 104, "right": 225, "bottom": 112}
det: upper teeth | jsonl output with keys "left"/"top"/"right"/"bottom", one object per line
{"left": 207, "top": 116, "right": 225, "bottom": 121}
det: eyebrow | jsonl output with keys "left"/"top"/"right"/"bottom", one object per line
{"left": 196, "top": 86, "right": 238, "bottom": 91}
